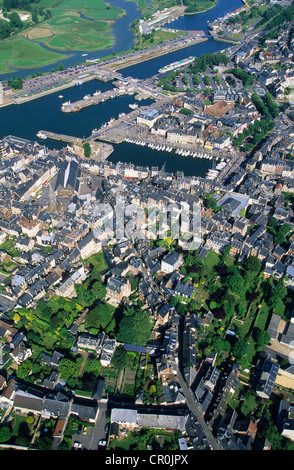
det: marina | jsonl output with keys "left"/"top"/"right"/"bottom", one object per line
{"left": 0, "top": 0, "right": 244, "bottom": 178}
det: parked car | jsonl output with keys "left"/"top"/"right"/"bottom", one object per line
{"left": 73, "top": 442, "right": 82, "bottom": 449}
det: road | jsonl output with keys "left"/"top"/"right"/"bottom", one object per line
{"left": 176, "top": 368, "right": 222, "bottom": 451}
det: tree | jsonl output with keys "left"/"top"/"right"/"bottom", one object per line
{"left": 219, "top": 244, "right": 231, "bottom": 266}
{"left": 7, "top": 76, "right": 23, "bottom": 90}
{"left": 232, "top": 337, "right": 248, "bottom": 360}
{"left": 111, "top": 345, "right": 128, "bottom": 370}
{"left": 240, "top": 390, "right": 257, "bottom": 416}
{"left": 8, "top": 11, "right": 23, "bottom": 29}
{"left": 253, "top": 327, "right": 271, "bottom": 348}
{"left": 267, "top": 281, "right": 287, "bottom": 309}
{"left": 91, "top": 280, "right": 106, "bottom": 300}
{"left": 59, "top": 356, "right": 83, "bottom": 383}
{"left": 244, "top": 255, "right": 261, "bottom": 274}
{"left": 0, "top": 426, "right": 11, "bottom": 443}
{"left": 84, "top": 302, "right": 112, "bottom": 331}
{"left": 225, "top": 267, "right": 246, "bottom": 299}
{"left": 31, "top": 10, "right": 38, "bottom": 22}
{"left": 116, "top": 308, "right": 152, "bottom": 346}
{"left": 83, "top": 142, "right": 91, "bottom": 158}
{"left": 275, "top": 223, "right": 292, "bottom": 245}
{"left": 13, "top": 312, "right": 20, "bottom": 323}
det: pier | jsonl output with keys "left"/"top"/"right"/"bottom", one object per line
{"left": 60, "top": 78, "right": 159, "bottom": 113}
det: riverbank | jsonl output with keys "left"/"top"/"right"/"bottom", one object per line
{"left": 0, "top": 0, "right": 219, "bottom": 77}
{"left": 0, "top": 35, "right": 206, "bottom": 109}
{"left": 108, "top": 37, "right": 207, "bottom": 71}
{"left": 0, "top": 0, "right": 127, "bottom": 75}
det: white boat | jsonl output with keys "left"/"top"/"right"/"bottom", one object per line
{"left": 159, "top": 56, "right": 195, "bottom": 74}
{"left": 62, "top": 100, "right": 71, "bottom": 106}
{"left": 75, "top": 80, "right": 84, "bottom": 86}
{"left": 58, "top": 95, "right": 63, "bottom": 98}
{"left": 129, "top": 103, "right": 138, "bottom": 110}
{"left": 93, "top": 90, "right": 101, "bottom": 96}
{"left": 83, "top": 94, "right": 90, "bottom": 100}
{"left": 37, "top": 132, "right": 47, "bottom": 140}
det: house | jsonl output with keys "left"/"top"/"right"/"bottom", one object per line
{"left": 279, "top": 401, "right": 294, "bottom": 442}
{"left": 161, "top": 251, "right": 183, "bottom": 274}
{"left": 106, "top": 276, "right": 131, "bottom": 306}
{"left": 110, "top": 408, "right": 188, "bottom": 432}
{"left": 15, "top": 237, "right": 35, "bottom": 252}
{"left": 77, "top": 232, "right": 101, "bottom": 260}
{"left": 156, "top": 304, "right": 174, "bottom": 327}
{"left": 18, "top": 292, "right": 33, "bottom": 308}
{"left": 77, "top": 333, "right": 99, "bottom": 351}
{"left": 100, "top": 337, "right": 117, "bottom": 367}
{"left": 10, "top": 341, "right": 32, "bottom": 365}
{"left": 13, "top": 388, "right": 44, "bottom": 416}
{"left": 255, "top": 356, "right": 280, "bottom": 399}
{"left": 174, "top": 281, "right": 195, "bottom": 301}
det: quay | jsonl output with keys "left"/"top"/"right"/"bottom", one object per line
{"left": 37, "top": 131, "right": 113, "bottom": 160}
{"left": 60, "top": 78, "right": 159, "bottom": 113}
{"left": 105, "top": 36, "right": 208, "bottom": 71}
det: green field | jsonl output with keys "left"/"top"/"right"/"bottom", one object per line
{"left": 0, "top": 0, "right": 125, "bottom": 72}
{"left": 0, "top": 37, "right": 68, "bottom": 74}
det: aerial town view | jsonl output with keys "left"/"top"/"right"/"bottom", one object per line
{"left": 1, "top": 0, "right": 294, "bottom": 456}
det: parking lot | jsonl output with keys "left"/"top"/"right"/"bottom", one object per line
{"left": 72, "top": 401, "right": 109, "bottom": 450}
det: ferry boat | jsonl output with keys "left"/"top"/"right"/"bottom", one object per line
{"left": 159, "top": 56, "right": 195, "bottom": 74}
{"left": 129, "top": 103, "right": 138, "bottom": 110}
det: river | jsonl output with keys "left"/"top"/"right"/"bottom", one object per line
{"left": 0, "top": 0, "right": 244, "bottom": 177}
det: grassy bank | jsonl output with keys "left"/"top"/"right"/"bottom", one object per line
{"left": 0, "top": 37, "right": 70, "bottom": 74}
{"left": 0, "top": 0, "right": 125, "bottom": 73}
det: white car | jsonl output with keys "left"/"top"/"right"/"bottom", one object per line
{"left": 74, "top": 442, "right": 82, "bottom": 449}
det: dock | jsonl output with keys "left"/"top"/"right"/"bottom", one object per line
{"left": 60, "top": 79, "right": 159, "bottom": 113}
{"left": 61, "top": 88, "right": 122, "bottom": 113}
{"left": 37, "top": 131, "right": 114, "bottom": 160}
{"left": 106, "top": 37, "right": 207, "bottom": 72}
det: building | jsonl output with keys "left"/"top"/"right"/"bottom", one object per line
{"left": 110, "top": 408, "right": 188, "bottom": 432}
{"left": 137, "top": 109, "right": 162, "bottom": 128}
{"left": 106, "top": 276, "right": 131, "bottom": 306}
{"left": 256, "top": 357, "right": 280, "bottom": 399}
{"left": 161, "top": 251, "right": 183, "bottom": 274}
